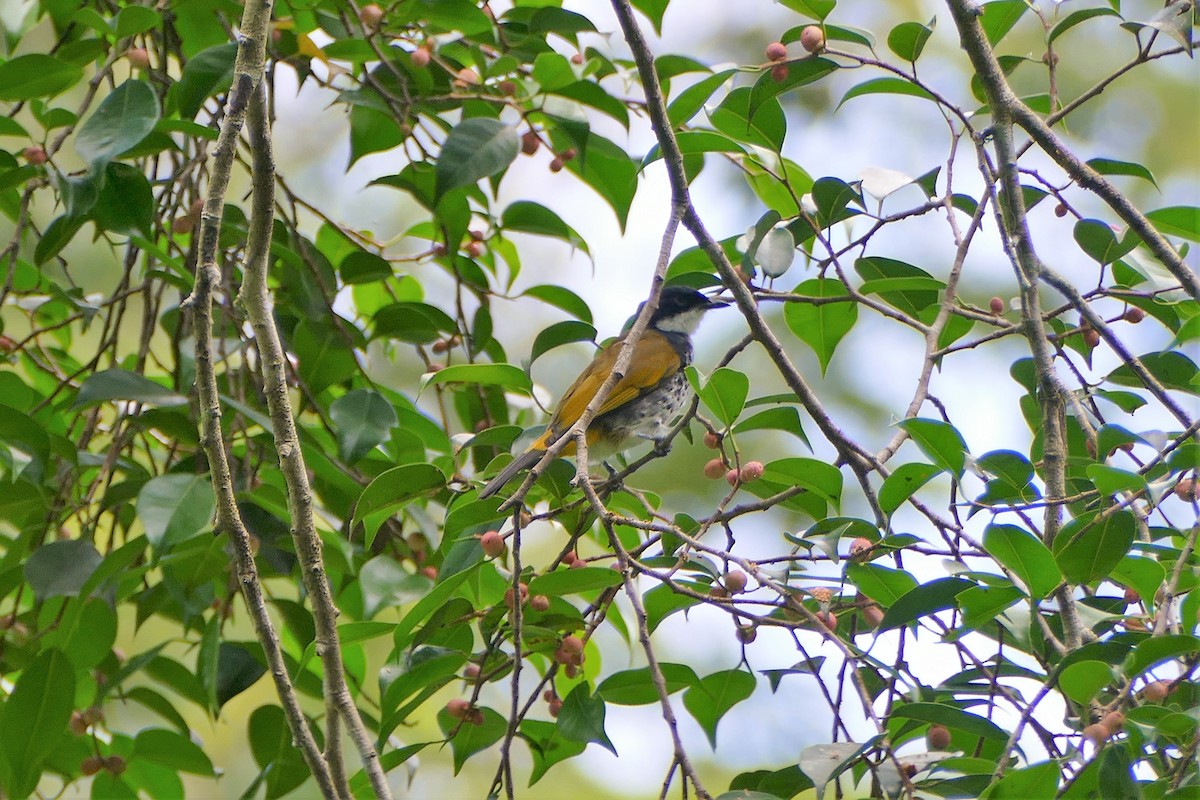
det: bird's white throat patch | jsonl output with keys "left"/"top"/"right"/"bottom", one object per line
{"left": 653, "top": 306, "right": 707, "bottom": 335}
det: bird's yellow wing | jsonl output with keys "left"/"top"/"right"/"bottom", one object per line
{"left": 535, "top": 331, "right": 682, "bottom": 448}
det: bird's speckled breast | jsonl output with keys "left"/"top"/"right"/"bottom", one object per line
{"left": 590, "top": 338, "right": 692, "bottom": 455}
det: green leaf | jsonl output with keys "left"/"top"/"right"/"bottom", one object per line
{"left": 846, "top": 563, "right": 918, "bottom": 607}
{"left": 114, "top": 5, "right": 162, "bottom": 36}
{"left": 1074, "top": 219, "right": 1137, "bottom": 264}
{"left": 501, "top": 200, "right": 590, "bottom": 255}
{"left": 1057, "top": 660, "right": 1114, "bottom": 705}
{"left": 421, "top": 363, "right": 533, "bottom": 394}
{"left": 436, "top": 118, "right": 519, "bottom": 199}
{"left": 890, "top": 702, "right": 1008, "bottom": 743}
{"left": 1106, "top": 351, "right": 1199, "bottom": 395}
{"left": 23, "top": 539, "right": 102, "bottom": 601}
{"left": 0, "top": 54, "right": 82, "bottom": 101}
{"left": 93, "top": 162, "right": 154, "bottom": 236}
{"left": 760, "top": 457, "right": 843, "bottom": 512}
{"left": 441, "top": 707, "right": 506, "bottom": 774}
{"left": 598, "top": 663, "right": 699, "bottom": 705}
{"left": 887, "top": 19, "right": 935, "bottom": 62}
{"left": 683, "top": 669, "right": 756, "bottom": 748}
{"left": 522, "top": 719, "right": 586, "bottom": 786}
{"left": 855, "top": 256, "right": 940, "bottom": 315}
{"left": 523, "top": 284, "right": 593, "bottom": 323}
{"left": 340, "top": 250, "right": 392, "bottom": 284}
{"left": 1054, "top": 510, "right": 1136, "bottom": 585}
{"left": 1110, "top": 557, "right": 1165, "bottom": 612}
{"left": 562, "top": 132, "right": 639, "bottom": 231}
{"left": 134, "top": 728, "right": 216, "bottom": 775}
{"left": 75, "top": 80, "right": 160, "bottom": 167}
{"left": 644, "top": 583, "right": 702, "bottom": 633}
{"left": 529, "top": 320, "right": 597, "bottom": 365}
{"left": 783, "top": 279, "right": 857, "bottom": 374}
{"left": 0, "top": 648, "right": 75, "bottom": 798}
{"left": 330, "top": 389, "right": 398, "bottom": 463}
{"left": 667, "top": 69, "right": 736, "bottom": 128}
{"left": 699, "top": 368, "right": 749, "bottom": 427}
{"left": 137, "top": 474, "right": 216, "bottom": 551}
{"left": 527, "top": 566, "right": 623, "bottom": 596}
{"left": 351, "top": 463, "right": 446, "bottom": 550}
{"left": 984, "top": 761, "right": 1060, "bottom": 799}
{"left": 878, "top": 577, "right": 973, "bottom": 631}
{"left": 897, "top": 418, "right": 968, "bottom": 479}
{"left": 837, "top": 77, "right": 935, "bottom": 108}
{"left": 957, "top": 584, "right": 1024, "bottom": 628}
{"left": 74, "top": 368, "right": 188, "bottom": 409}
{"left": 980, "top": 0, "right": 1027, "bottom": 44}
{"left": 170, "top": 43, "right": 236, "bottom": 120}
{"left": 557, "top": 684, "right": 616, "bottom": 755}
{"left": 216, "top": 643, "right": 265, "bottom": 708}
{"left": 983, "top": 525, "right": 1062, "bottom": 599}
{"left": 247, "top": 705, "right": 311, "bottom": 798}
{"left": 729, "top": 765, "right": 813, "bottom": 799}
{"left": 748, "top": 58, "right": 838, "bottom": 124}
{"left": 1122, "top": 634, "right": 1200, "bottom": 679}
{"left": 711, "top": 86, "right": 786, "bottom": 152}
{"left": 879, "top": 462, "right": 942, "bottom": 515}
{"left": 1087, "top": 464, "right": 1149, "bottom": 497}
{"left": 1145, "top": 206, "right": 1200, "bottom": 241}
{"left": 34, "top": 213, "right": 85, "bottom": 265}
{"left": 349, "top": 105, "right": 405, "bottom": 165}
{"left": 1049, "top": 7, "right": 1120, "bottom": 43}
{"left": 732, "top": 406, "right": 810, "bottom": 449}
{"left": 631, "top": 0, "right": 668, "bottom": 33}
{"left": 1086, "top": 157, "right": 1158, "bottom": 188}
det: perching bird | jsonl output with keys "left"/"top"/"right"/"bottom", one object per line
{"left": 478, "top": 286, "right": 728, "bottom": 499}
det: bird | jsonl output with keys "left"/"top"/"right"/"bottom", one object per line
{"left": 478, "top": 286, "right": 728, "bottom": 499}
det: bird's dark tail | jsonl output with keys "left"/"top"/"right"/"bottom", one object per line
{"left": 478, "top": 448, "right": 545, "bottom": 499}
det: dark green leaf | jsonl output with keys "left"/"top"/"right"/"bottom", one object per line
{"left": 351, "top": 463, "right": 446, "bottom": 549}
{"left": 837, "top": 77, "right": 935, "bottom": 108}
{"left": 879, "top": 462, "right": 942, "bottom": 515}
{"left": 137, "top": 474, "right": 216, "bottom": 551}
{"left": 1054, "top": 510, "right": 1136, "bottom": 585}
{"left": 23, "top": 539, "right": 102, "bottom": 601}
{"left": 330, "top": 389, "right": 398, "bottom": 463}
{"left": 527, "top": 566, "right": 623, "bottom": 596}
{"left": 0, "top": 54, "right": 82, "bottom": 101}
{"left": 897, "top": 418, "right": 968, "bottom": 479}
{"left": 667, "top": 69, "right": 736, "bottom": 128}
{"left": 340, "top": 250, "right": 392, "bottom": 284}
{"left": 878, "top": 577, "right": 973, "bottom": 631}
{"left": 1074, "top": 219, "right": 1137, "bottom": 264}
{"left": 522, "top": 284, "right": 593, "bottom": 323}
{"left": 1122, "top": 634, "right": 1200, "bottom": 679}
{"left": 683, "top": 669, "right": 756, "bottom": 748}
{"left": 598, "top": 663, "right": 699, "bottom": 705}
{"left": 557, "top": 684, "right": 616, "bottom": 755}
{"left": 502, "top": 200, "right": 589, "bottom": 255}
{"left": 733, "top": 406, "right": 810, "bottom": 449}
{"left": 887, "top": 19, "right": 935, "bottom": 62}
{"left": 1106, "top": 351, "right": 1199, "bottom": 395}
{"left": 134, "top": 728, "right": 216, "bottom": 775}
{"left": 1086, "top": 157, "right": 1158, "bottom": 188}
{"left": 441, "top": 706, "right": 506, "bottom": 774}
{"left": 748, "top": 58, "right": 838, "bottom": 124}
{"left": 74, "top": 368, "right": 187, "bottom": 409}
{"left": 422, "top": 363, "right": 533, "bottom": 394}
{"left": 170, "top": 43, "right": 236, "bottom": 120}
{"left": 216, "top": 643, "right": 265, "bottom": 707}
{"left": 644, "top": 583, "right": 702, "bottom": 633}
{"left": 0, "top": 649, "right": 75, "bottom": 798}
{"left": 75, "top": 80, "right": 160, "bottom": 167}
{"left": 983, "top": 525, "right": 1062, "bottom": 599}
{"left": 1058, "top": 661, "right": 1114, "bottom": 705}
{"left": 530, "top": 320, "right": 597, "bottom": 365}
{"left": 93, "top": 162, "right": 154, "bottom": 236}
{"left": 699, "top": 368, "right": 749, "bottom": 427}
{"left": 846, "top": 563, "right": 918, "bottom": 607}
{"left": 436, "top": 118, "right": 519, "bottom": 199}
{"left": 855, "top": 256, "right": 940, "bottom": 315}
{"left": 247, "top": 705, "right": 310, "bottom": 798}
{"left": 1146, "top": 206, "right": 1200, "bottom": 241}
{"left": 34, "top": 213, "right": 85, "bottom": 265}
{"left": 783, "top": 279, "right": 856, "bottom": 374}
{"left": 985, "top": 760, "right": 1060, "bottom": 798}
{"left": 980, "top": 0, "right": 1027, "bottom": 44}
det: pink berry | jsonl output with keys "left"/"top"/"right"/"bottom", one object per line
{"left": 799, "top": 25, "right": 825, "bottom": 54}
{"left": 765, "top": 41, "right": 788, "bottom": 62}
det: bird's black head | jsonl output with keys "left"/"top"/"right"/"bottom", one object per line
{"left": 648, "top": 286, "right": 727, "bottom": 334}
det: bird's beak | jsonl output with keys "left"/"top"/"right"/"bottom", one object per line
{"left": 705, "top": 296, "right": 730, "bottom": 310}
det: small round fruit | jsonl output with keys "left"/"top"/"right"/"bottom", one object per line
{"left": 359, "top": 3, "right": 384, "bottom": 26}
{"left": 1054, "top": 203, "right": 1068, "bottom": 218}
{"left": 503, "top": 583, "right": 529, "bottom": 609}
{"left": 464, "top": 240, "right": 484, "bottom": 257}
{"left": 816, "top": 610, "right": 837, "bottom": 632}
{"left": 1173, "top": 477, "right": 1196, "bottom": 501}
{"left": 723, "top": 570, "right": 748, "bottom": 594}
{"left": 1123, "top": 586, "right": 1139, "bottom": 604}
{"left": 542, "top": 689, "right": 555, "bottom": 702}
{"left": 1124, "top": 307, "right": 1145, "bottom": 323}
{"left": 81, "top": 756, "right": 104, "bottom": 776}
{"left": 799, "top": 25, "right": 825, "bottom": 53}
{"left": 103, "top": 756, "right": 127, "bottom": 775}
{"left": 530, "top": 594, "right": 550, "bottom": 612}
{"left": 765, "top": 41, "right": 788, "bottom": 62}
{"left": 569, "top": 559, "right": 585, "bottom": 569}
{"left": 479, "top": 530, "right": 504, "bottom": 558}
{"left": 770, "top": 63, "right": 789, "bottom": 83}
{"left": 709, "top": 584, "right": 728, "bottom": 599}
{"left": 466, "top": 709, "right": 484, "bottom": 726}
{"left": 463, "top": 663, "right": 481, "bottom": 679}
{"left": 420, "top": 565, "right": 439, "bottom": 580}
{"left": 172, "top": 216, "right": 195, "bottom": 234}
{"left": 861, "top": 604, "right": 885, "bottom": 629}
{"left": 446, "top": 698, "right": 471, "bottom": 719}
{"left": 927, "top": 724, "right": 951, "bottom": 749}
{"left": 69, "top": 711, "right": 89, "bottom": 735}
{"left": 703, "top": 431, "right": 722, "bottom": 449}
{"left": 560, "top": 148, "right": 577, "bottom": 162}
{"left": 571, "top": 52, "right": 584, "bottom": 65}
{"left": 410, "top": 46, "right": 431, "bottom": 68}
{"left": 1101, "top": 711, "right": 1125, "bottom": 734}
{"left": 1082, "top": 723, "right": 1110, "bottom": 747}
{"left": 704, "top": 458, "right": 727, "bottom": 480}
{"left": 548, "top": 697, "right": 563, "bottom": 717}
{"left": 22, "top": 146, "right": 48, "bottom": 165}
{"left": 1083, "top": 328, "right": 1100, "bottom": 348}
{"left": 549, "top": 157, "right": 564, "bottom": 173}
{"left": 125, "top": 47, "right": 151, "bottom": 69}
{"left": 1140, "top": 681, "right": 1170, "bottom": 703}
{"left": 560, "top": 635, "right": 584, "bottom": 656}
{"left": 736, "top": 624, "right": 757, "bottom": 643}
{"left": 521, "top": 131, "right": 540, "bottom": 155}
{"left": 562, "top": 550, "right": 578, "bottom": 566}
{"left": 989, "top": 296, "right": 1005, "bottom": 314}
{"left": 849, "top": 537, "right": 873, "bottom": 560}
{"left": 498, "top": 80, "right": 518, "bottom": 96}
{"left": 454, "top": 67, "right": 480, "bottom": 87}
{"left": 725, "top": 468, "right": 740, "bottom": 487}
{"left": 431, "top": 339, "right": 450, "bottom": 354}
{"left": 739, "top": 461, "right": 764, "bottom": 483}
